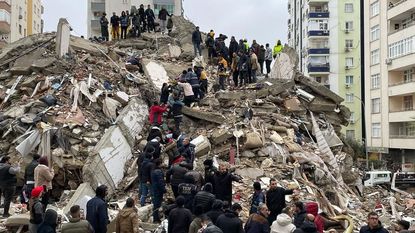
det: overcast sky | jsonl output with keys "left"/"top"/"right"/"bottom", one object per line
{"left": 43, "top": 0, "right": 288, "bottom": 45}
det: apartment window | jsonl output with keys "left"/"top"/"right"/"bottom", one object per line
{"left": 345, "top": 21, "right": 353, "bottom": 31}
{"left": 346, "top": 57, "right": 354, "bottom": 67}
{"left": 370, "top": 1, "right": 379, "bottom": 17}
{"left": 372, "top": 123, "right": 381, "bottom": 138}
{"left": 371, "top": 74, "right": 380, "bottom": 89}
{"left": 122, "top": 0, "right": 128, "bottom": 3}
{"left": 349, "top": 112, "right": 355, "bottom": 122}
{"left": 346, "top": 75, "right": 353, "bottom": 84}
{"left": 371, "top": 49, "right": 380, "bottom": 65}
{"left": 370, "top": 25, "right": 380, "bottom": 41}
{"left": 403, "top": 96, "right": 413, "bottom": 110}
{"left": 24, "top": 29, "right": 26, "bottom": 36}
{"left": 389, "top": 37, "right": 414, "bottom": 59}
{"left": 346, "top": 130, "right": 355, "bottom": 139}
{"left": 372, "top": 98, "right": 381, "bottom": 113}
{"left": 404, "top": 69, "right": 414, "bottom": 83}
{"left": 346, "top": 93, "right": 354, "bottom": 102}
{"left": 19, "top": 25, "right": 22, "bottom": 34}
{"left": 0, "top": 9, "right": 11, "bottom": 24}
{"left": 345, "top": 3, "right": 353, "bottom": 13}
{"left": 345, "top": 39, "right": 353, "bottom": 48}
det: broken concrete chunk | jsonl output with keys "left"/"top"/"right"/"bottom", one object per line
{"left": 210, "top": 128, "right": 233, "bottom": 145}
{"left": 244, "top": 132, "right": 263, "bottom": 149}
{"left": 114, "top": 91, "right": 129, "bottom": 105}
{"left": 235, "top": 168, "right": 264, "bottom": 180}
{"left": 241, "top": 150, "right": 256, "bottom": 158}
{"left": 62, "top": 183, "right": 95, "bottom": 216}
{"left": 261, "top": 158, "right": 274, "bottom": 168}
{"left": 168, "top": 44, "right": 182, "bottom": 58}
{"left": 191, "top": 135, "right": 211, "bottom": 157}
{"left": 32, "top": 57, "right": 57, "bottom": 69}
{"left": 182, "top": 107, "right": 225, "bottom": 124}
{"left": 269, "top": 131, "right": 284, "bottom": 144}
{"left": 10, "top": 48, "right": 46, "bottom": 75}
{"left": 296, "top": 75, "right": 344, "bottom": 103}
{"left": 143, "top": 60, "right": 169, "bottom": 90}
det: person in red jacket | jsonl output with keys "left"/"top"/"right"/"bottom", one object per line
{"left": 305, "top": 202, "right": 324, "bottom": 233}
{"left": 149, "top": 101, "right": 168, "bottom": 126}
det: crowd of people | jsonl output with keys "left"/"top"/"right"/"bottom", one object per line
{"left": 98, "top": 4, "right": 173, "bottom": 41}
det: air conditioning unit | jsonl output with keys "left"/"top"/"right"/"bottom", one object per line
{"left": 385, "top": 58, "right": 392, "bottom": 65}
{"left": 345, "top": 65, "right": 350, "bottom": 70}
{"left": 345, "top": 83, "right": 351, "bottom": 88}
{"left": 350, "top": 119, "right": 355, "bottom": 124}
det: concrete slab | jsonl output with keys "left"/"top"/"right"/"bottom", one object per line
{"left": 296, "top": 75, "right": 344, "bottom": 104}
{"left": 191, "top": 135, "right": 211, "bottom": 157}
{"left": 115, "top": 98, "right": 148, "bottom": 146}
{"left": 10, "top": 48, "right": 45, "bottom": 75}
{"left": 270, "top": 46, "right": 298, "bottom": 80}
{"left": 143, "top": 60, "right": 169, "bottom": 90}
{"left": 32, "top": 57, "right": 57, "bottom": 69}
{"left": 210, "top": 128, "right": 233, "bottom": 145}
{"left": 4, "top": 213, "right": 30, "bottom": 227}
{"left": 69, "top": 36, "right": 108, "bottom": 55}
{"left": 56, "top": 18, "right": 71, "bottom": 57}
{"left": 168, "top": 44, "right": 182, "bottom": 58}
{"left": 182, "top": 107, "right": 225, "bottom": 124}
{"left": 62, "top": 183, "right": 95, "bottom": 216}
{"left": 235, "top": 168, "right": 264, "bottom": 179}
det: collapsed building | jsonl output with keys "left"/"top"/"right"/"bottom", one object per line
{"left": 0, "top": 17, "right": 413, "bottom": 232}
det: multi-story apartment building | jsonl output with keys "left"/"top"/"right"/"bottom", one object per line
{"left": 364, "top": 0, "right": 415, "bottom": 164}
{"left": 288, "top": 0, "right": 362, "bottom": 142}
{"left": 87, "top": 0, "right": 183, "bottom": 39}
{"left": 0, "top": 0, "right": 43, "bottom": 48}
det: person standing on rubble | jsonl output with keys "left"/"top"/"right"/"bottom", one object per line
{"left": 203, "top": 158, "right": 217, "bottom": 186}
{"left": 177, "top": 79, "right": 194, "bottom": 107}
{"left": 359, "top": 212, "right": 389, "bottom": 233}
{"left": 185, "top": 169, "right": 204, "bottom": 191}
{"left": 250, "top": 181, "right": 265, "bottom": 215}
{"left": 166, "top": 161, "right": 189, "bottom": 197}
{"left": 151, "top": 158, "right": 166, "bottom": 223}
{"left": 251, "top": 40, "right": 260, "bottom": 55}
{"left": 216, "top": 203, "right": 244, "bottom": 233}
{"left": 213, "top": 163, "right": 242, "bottom": 204}
{"left": 115, "top": 198, "right": 140, "bottom": 233}
{"left": 37, "top": 209, "right": 58, "bottom": 233}
{"left": 22, "top": 154, "right": 41, "bottom": 204}
{"left": 258, "top": 45, "right": 266, "bottom": 75}
{"left": 160, "top": 83, "right": 171, "bottom": 104}
{"left": 266, "top": 178, "right": 295, "bottom": 225}
{"left": 167, "top": 15, "right": 174, "bottom": 34}
{"left": 305, "top": 202, "right": 324, "bottom": 233}
{"left": 168, "top": 95, "right": 185, "bottom": 131}
{"left": 120, "top": 11, "right": 129, "bottom": 39}
{"left": 199, "top": 66, "right": 208, "bottom": 98}
{"left": 139, "top": 153, "right": 154, "bottom": 206}
{"left": 131, "top": 13, "right": 141, "bottom": 37}
{"left": 0, "top": 156, "right": 20, "bottom": 218}
{"left": 145, "top": 5, "right": 155, "bottom": 33}
{"left": 245, "top": 203, "right": 271, "bottom": 233}
{"left": 231, "top": 52, "right": 240, "bottom": 87}
{"left": 193, "top": 183, "right": 216, "bottom": 213}
{"left": 206, "top": 30, "right": 216, "bottom": 64}
{"left": 34, "top": 156, "right": 54, "bottom": 212}
{"left": 138, "top": 4, "right": 146, "bottom": 32}
{"left": 185, "top": 68, "right": 201, "bottom": 101}
{"left": 178, "top": 137, "right": 196, "bottom": 166}
{"left": 293, "top": 202, "right": 307, "bottom": 228}
{"left": 61, "top": 205, "right": 94, "bottom": 233}
{"left": 217, "top": 54, "right": 228, "bottom": 90}
{"left": 229, "top": 37, "right": 239, "bottom": 63}
{"left": 149, "top": 101, "right": 168, "bottom": 126}
{"left": 238, "top": 51, "right": 249, "bottom": 86}
{"left": 265, "top": 44, "right": 273, "bottom": 78}
{"left": 29, "top": 186, "right": 45, "bottom": 233}
{"left": 158, "top": 6, "right": 171, "bottom": 34}
{"left": 189, "top": 205, "right": 204, "bottom": 233}
{"left": 110, "top": 12, "right": 120, "bottom": 40}
{"left": 168, "top": 196, "right": 193, "bottom": 233}
{"left": 192, "top": 26, "right": 203, "bottom": 57}
{"left": 273, "top": 40, "right": 283, "bottom": 59}
{"left": 100, "top": 13, "right": 109, "bottom": 41}
{"left": 178, "top": 174, "right": 198, "bottom": 210}
{"left": 86, "top": 185, "right": 109, "bottom": 233}
{"left": 206, "top": 199, "right": 225, "bottom": 224}
{"left": 250, "top": 49, "right": 259, "bottom": 83}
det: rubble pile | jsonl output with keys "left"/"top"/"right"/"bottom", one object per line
{"left": 0, "top": 16, "right": 413, "bottom": 232}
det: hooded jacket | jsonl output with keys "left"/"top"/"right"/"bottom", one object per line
{"left": 305, "top": 202, "right": 324, "bottom": 233}
{"left": 270, "top": 213, "right": 296, "bottom": 233}
{"left": 216, "top": 210, "right": 244, "bottom": 233}
{"left": 149, "top": 104, "right": 167, "bottom": 125}
{"left": 86, "top": 196, "right": 109, "bottom": 233}
{"left": 37, "top": 209, "right": 58, "bottom": 233}
{"left": 116, "top": 207, "right": 140, "bottom": 233}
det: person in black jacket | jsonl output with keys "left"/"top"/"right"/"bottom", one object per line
{"left": 216, "top": 203, "right": 244, "bottom": 233}
{"left": 229, "top": 36, "right": 239, "bottom": 64}
{"left": 0, "top": 156, "right": 20, "bottom": 217}
{"left": 158, "top": 7, "right": 170, "bottom": 34}
{"left": 245, "top": 204, "right": 270, "bottom": 233}
{"left": 178, "top": 174, "right": 198, "bottom": 210}
{"left": 293, "top": 201, "right": 307, "bottom": 228}
{"left": 166, "top": 162, "right": 188, "bottom": 197}
{"left": 168, "top": 196, "right": 193, "bottom": 233}
{"left": 206, "top": 199, "right": 224, "bottom": 225}
{"left": 144, "top": 137, "right": 162, "bottom": 159}
{"left": 201, "top": 215, "right": 224, "bottom": 233}
{"left": 359, "top": 212, "right": 389, "bottom": 233}
{"left": 23, "top": 154, "right": 40, "bottom": 204}
{"left": 258, "top": 45, "right": 266, "bottom": 74}
{"left": 145, "top": 5, "right": 155, "bottom": 33}
{"left": 37, "top": 209, "right": 58, "bottom": 233}
{"left": 203, "top": 159, "right": 216, "bottom": 186}
{"left": 192, "top": 26, "right": 202, "bottom": 57}
{"left": 131, "top": 13, "right": 141, "bottom": 37}
{"left": 293, "top": 216, "right": 318, "bottom": 233}
{"left": 151, "top": 158, "right": 165, "bottom": 223}
{"left": 100, "top": 13, "right": 109, "bottom": 41}
{"left": 193, "top": 183, "right": 215, "bottom": 213}
{"left": 266, "top": 178, "right": 294, "bottom": 225}
{"left": 110, "top": 12, "right": 120, "bottom": 40}
{"left": 138, "top": 4, "right": 146, "bottom": 32}
{"left": 238, "top": 51, "right": 249, "bottom": 86}
{"left": 86, "top": 185, "right": 109, "bottom": 233}
{"left": 213, "top": 163, "right": 242, "bottom": 204}
{"left": 139, "top": 155, "right": 154, "bottom": 206}
{"left": 178, "top": 137, "right": 196, "bottom": 166}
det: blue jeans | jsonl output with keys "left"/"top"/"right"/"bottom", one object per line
{"left": 193, "top": 43, "right": 201, "bottom": 56}
{"left": 139, "top": 182, "right": 152, "bottom": 206}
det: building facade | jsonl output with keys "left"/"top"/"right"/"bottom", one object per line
{"left": 87, "top": 0, "right": 183, "bottom": 39}
{"left": 364, "top": 0, "right": 415, "bottom": 164}
{"left": 288, "top": 0, "right": 362, "bottom": 142}
{"left": 0, "top": 0, "right": 43, "bottom": 47}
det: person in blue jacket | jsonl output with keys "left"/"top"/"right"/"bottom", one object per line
{"left": 86, "top": 185, "right": 109, "bottom": 233}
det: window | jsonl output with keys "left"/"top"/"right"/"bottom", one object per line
{"left": 372, "top": 98, "right": 381, "bottom": 113}
{"left": 346, "top": 130, "right": 355, "bottom": 139}
{"left": 19, "top": 24, "right": 22, "bottom": 34}
{"left": 403, "top": 96, "right": 413, "bottom": 110}
{"left": 345, "top": 3, "right": 353, "bottom": 13}
{"left": 122, "top": 0, "right": 128, "bottom": 3}
{"left": 389, "top": 37, "right": 414, "bottom": 59}
{"left": 371, "top": 74, "right": 380, "bottom": 89}
{"left": 370, "top": 25, "right": 380, "bottom": 41}
{"left": 346, "top": 57, "right": 354, "bottom": 67}
{"left": 371, "top": 49, "right": 380, "bottom": 65}
{"left": 372, "top": 123, "right": 381, "bottom": 137}
{"left": 345, "top": 21, "right": 353, "bottom": 31}
{"left": 345, "top": 39, "right": 353, "bottom": 48}
{"left": 0, "top": 9, "right": 11, "bottom": 24}
{"left": 24, "top": 28, "right": 26, "bottom": 36}
{"left": 349, "top": 112, "right": 355, "bottom": 122}
{"left": 370, "top": 1, "right": 379, "bottom": 17}
{"left": 404, "top": 69, "right": 414, "bottom": 83}
{"left": 346, "top": 75, "right": 353, "bottom": 84}
{"left": 346, "top": 93, "right": 354, "bottom": 102}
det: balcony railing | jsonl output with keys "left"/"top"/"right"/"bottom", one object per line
{"left": 388, "top": 0, "right": 407, "bottom": 9}
{"left": 308, "top": 12, "right": 330, "bottom": 18}
{"left": 389, "top": 20, "right": 415, "bottom": 35}
{"left": 389, "top": 78, "right": 415, "bottom": 86}
{"left": 308, "top": 48, "right": 330, "bottom": 55}
{"left": 389, "top": 107, "right": 414, "bottom": 113}
{"left": 308, "top": 30, "right": 329, "bottom": 37}
{"left": 307, "top": 63, "right": 330, "bottom": 73}
{"left": 390, "top": 134, "right": 415, "bottom": 138}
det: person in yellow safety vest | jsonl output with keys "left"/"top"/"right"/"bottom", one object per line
{"left": 217, "top": 55, "right": 228, "bottom": 90}
{"left": 243, "top": 39, "right": 250, "bottom": 53}
{"left": 273, "top": 40, "right": 283, "bottom": 59}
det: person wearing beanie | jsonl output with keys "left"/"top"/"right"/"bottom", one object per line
{"left": 86, "top": 185, "right": 109, "bottom": 233}
{"left": 0, "top": 155, "right": 20, "bottom": 218}
{"left": 189, "top": 205, "right": 204, "bottom": 233}
{"left": 29, "top": 186, "right": 44, "bottom": 233}
{"left": 37, "top": 209, "right": 58, "bottom": 233}
{"left": 167, "top": 196, "right": 192, "bottom": 233}
{"left": 193, "top": 182, "right": 216, "bottom": 213}
{"left": 206, "top": 199, "right": 224, "bottom": 225}
{"left": 271, "top": 213, "right": 296, "bottom": 233}
{"left": 216, "top": 203, "right": 244, "bottom": 233}
{"left": 34, "top": 156, "right": 55, "bottom": 211}
{"left": 250, "top": 181, "right": 265, "bottom": 214}
{"left": 203, "top": 158, "right": 216, "bottom": 186}
{"left": 23, "top": 154, "right": 41, "bottom": 204}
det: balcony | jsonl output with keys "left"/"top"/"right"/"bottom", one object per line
{"left": 308, "top": 30, "right": 329, "bottom": 37}
{"left": 307, "top": 63, "right": 330, "bottom": 73}
{"left": 308, "top": 48, "right": 329, "bottom": 55}
{"left": 0, "top": 21, "right": 10, "bottom": 34}
{"left": 0, "top": 0, "right": 11, "bottom": 12}
{"left": 389, "top": 108, "right": 415, "bottom": 122}
{"left": 390, "top": 137, "right": 415, "bottom": 149}
{"left": 308, "top": 12, "right": 329, "bottom": 18}
{"left": 389, "top": 80, "right": 415, "bottom": 96}
{"left": 388, "top": 0, "right": 415, "bottom": 20}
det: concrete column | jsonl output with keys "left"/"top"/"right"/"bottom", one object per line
{"left": 56, "top": 18, "right": 71, "bottom": 57}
